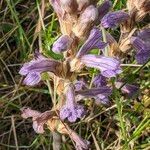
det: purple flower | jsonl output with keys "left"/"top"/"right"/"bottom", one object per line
{"left": 19, "top": 53, "right": 62, "bottom": 86}
{"left": 131, "top": 37, "right": 150, "bottom": 64}
{"left": 76, "top": 86, "right": 112, "bottom": 105}
{"left": 70, "top": 131, "right": 90, "bottom": 150}
{"left": 81, "top": 54, "right": 122, "bottom": 78}
{"left": 21, "top": 107, "right": 53, "bottom": 134}
{"left": 76, "top": 28, "right": 107, "bottom": 58}
{"left": 60, "top": 83, "right": 84, "bottom": 122}
{"left": 52, "top": 35, "right": 73, "bottom": 54}
{"left": 97, "top": 0, "right": 112, "bottom": 24}
{"left": 93, "top": 74, "right": 107, "bottom": 87}
{"left": 137, "top": 28, "right": 150, "bottom": 42}
{"left": 101, "top": 11, "right": 129, "bottom": 28}
{"left": 115, "top": 82, "right": 139, "bottom": 98}
{"left": 74, "top": 80, "right": 87, "bottom": 91}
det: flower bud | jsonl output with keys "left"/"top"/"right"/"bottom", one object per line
{"left": 97, "top": 0, "right": 112, "bottom": 24}
{"left": 101, "top": 11, "right": 130, "bottom": 28}
{"left": 52, "top": 35, "right": 73, "bottom": 54}
{"left": 76, "top": 0, "right": 90, "bottom": 11}
{"left": 60, "top": 0, "right": 78, "bottom": 14}
{"left": 72, "top": 5, "right": 98, "bottom": 39}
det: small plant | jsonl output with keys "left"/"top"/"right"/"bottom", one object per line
{"left": 18, "top": 0, "right": 150, "bottom": 149}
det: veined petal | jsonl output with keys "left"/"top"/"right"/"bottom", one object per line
{"left": 21, "top": 107, "right": 53, "bottom": 134}
{"left": 60, "top": 83, "right": 84, "bottom": 122}
{"left": 19, "top": 54, "right": 62, "bottom": 85}
{"left": 97, "top": 0, "right": 112, "bottom": 24}
{"left": 74, "top": 80, "right": 87, "bottom": 91}
{"left": 101, "top": 11, "right": 130, "bottom": 28}
{"left": 81, "top": 54, "right": 122, "bottom": 77}
{"left": 76, "top": 28, "right": 107, "bottom": 58}
{"left": 137, "top": 28, "right": 150, "bottom": 42}
{"left": 76, "top": 86, "right": 112, "bottom": 98}
{"left": 93, "top": 74, "right": 107, "bottom": 87}
{"left": 131, "top": 37, "right": 150, "bottom": 64}
{"left": 52, "top": 35, "right": 73, "bottom": 54}
{"left": 50, "top": 0, "right": 64, "bottom": 18}
{"left": 23, "top": 72, "right": 41, "bottom": 86}
{"left": 76, "top": 86, "right": 112, "bottom": 105}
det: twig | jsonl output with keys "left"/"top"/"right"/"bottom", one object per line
{"left": 11, "top": 115, "right": 19, "bottom": 150}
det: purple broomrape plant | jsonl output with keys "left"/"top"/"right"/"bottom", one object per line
{"left": 101, "top": 11, "right": 130, "bottom": 28}
{"left": 60, "top": 83, "right": 85, "bottom": 122}
{"left": 19, "top": 53, "right": 62, "bottom": 86}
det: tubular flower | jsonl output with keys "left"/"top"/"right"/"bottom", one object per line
{"left": 76, "top": 86, "right": 112, "bottom": 105}
{"left": 21, "top": 107, "right": 54, "bottom": 133}
{"left": 19, "top": 53, "right": 62, "bottom": 86}
{"left": 76, "top": 27, "right": 107, "bottom": 58}
{"left": 93, "top": 74, "right": 107, "bottom": 87}
{"left": 52, "top": 35, "right": 73, "bottom": 54}
{"left": 115, "top": 82, "right": 139, "bottom": 98}
{"left": 131, "top": 36, "right": 150, "bottom": 64}
{"left": 60, "top": 83, "right": 85, "bottom": 122}
{"left": 81, "top": 54, "right": 122, "bottom": 78}
{"left": 97, "top": 0, "right": 112, "bottom": 24}
{"left": 101, "top": 11, "right": 130, "bottom": 28}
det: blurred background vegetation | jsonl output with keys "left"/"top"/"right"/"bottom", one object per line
{"left": 0, "top": 0, "right": 149, "bottom": 149}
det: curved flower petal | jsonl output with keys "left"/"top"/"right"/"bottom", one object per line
{"left": 23, "top": 72, "right": 41, "bottom": 86}
{"left": 60, "top": 83, "right": 84, "bottom": 122}
{"left": 81, "top": 54, "right": 122, "bottom": 77}
{"left": 101, "top": 11, "right": 130, "bottom": 28}
{"left": 76, "top": 28, "right": 107, "bottom": 58}
{"left": 21, "top": 107, "right": 53, "bottom": 134}
{"left": 19, "top": 54, "right": 62, "bottom": 85}
{"left": 76, "top": 86, "right": 112, "bottom": 105}
{"left": 52, "top": 35, "right": 73, "bottom": 54}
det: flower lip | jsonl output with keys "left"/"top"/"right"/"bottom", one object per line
{"left": 19, "top": 53, "right": 62, "bottom": 86}
{"left": 81, "top": 54, "right": 122, "bottom": 78}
